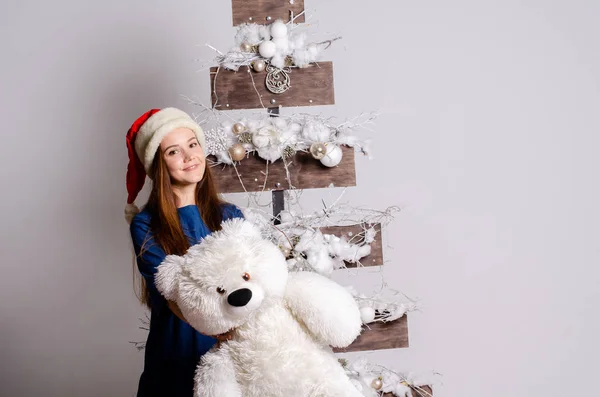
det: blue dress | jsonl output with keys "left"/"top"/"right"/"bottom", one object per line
{"left": 130, "top": 203, "right": 244, "bottom": 397}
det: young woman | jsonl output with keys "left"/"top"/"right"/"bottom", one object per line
{"left": 124, "top": 108, "right": 244, "bottom": 397}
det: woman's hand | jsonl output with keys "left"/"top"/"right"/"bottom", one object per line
{"left": 169, "top": 301, "right": 233, "bottom": 346}
{"left": 215, "top": 331, "right": 233, "bottom": 347}
{"left": 168, "top": 301, "right": 188, "bottom": 324}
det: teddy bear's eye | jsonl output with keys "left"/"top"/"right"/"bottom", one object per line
{"left": 242, "top": 272, "right": 251, "bottom": 281}
{"left": 216, "top": 286, "right": 226, "bottom": 294}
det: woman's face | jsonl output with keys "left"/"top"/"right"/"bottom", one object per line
{"left": 159, "top": 128, "right": 206, "bottom": 186}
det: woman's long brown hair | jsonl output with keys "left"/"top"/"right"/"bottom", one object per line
{"left": 135, "top": 150, "right": 225, "bottom": 308}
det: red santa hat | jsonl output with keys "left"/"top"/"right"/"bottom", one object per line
{"left": 125, "top": 107, "right": 206, "bottom": 223}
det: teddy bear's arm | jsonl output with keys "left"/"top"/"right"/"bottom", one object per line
{"left": 194, "top": 348, "right": 242, "bottom": 397}
{"left": 284, "top": 271, "right": 363, "bottom": 348}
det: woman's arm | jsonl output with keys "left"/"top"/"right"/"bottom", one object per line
{"left": 168, "top": 300, "right": 187, "bottom": 323}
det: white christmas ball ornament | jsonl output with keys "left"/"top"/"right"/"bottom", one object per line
{"left": 270, "top": 20, "right": 288, "bottom": 38}
{"left": 359, "top": 306, "right": 375, "bottom": 323}
{"left": 259, "top": 40, "right": 277, "bottom": 58}
{"left": 319, "top": 144, "right": 343, "bottom": 167}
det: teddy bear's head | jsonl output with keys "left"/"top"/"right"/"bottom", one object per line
{"left": 155, "top": 218, "right": 288, "bottom": 336}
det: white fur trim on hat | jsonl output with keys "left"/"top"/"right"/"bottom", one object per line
{"left": 134, "top": 107, "right": 206, "bottom": 173}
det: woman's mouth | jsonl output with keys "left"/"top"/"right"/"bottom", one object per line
{"left": 183, "top": 164, "right": 198, "bottom": 171}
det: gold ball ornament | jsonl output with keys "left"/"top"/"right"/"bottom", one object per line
{"left": 371, "top": 378, "right": 383, "bottom": 390}
{"left": 309, "top": 142, "right": 327, "bottom": 160}
{"left": 228, "top": 144, "right": 246, "bottom": 161}
{"left": 240, "top": 42, "right": 253, "bottom": 52}
{"left": 281, "top": 247, "right": 292, "bottom": 258}
{"left": 253, "top": 59, "right": 266, "bottom": 72}
{"left": 232, "top": 122, "right": 246, "bottom": 135}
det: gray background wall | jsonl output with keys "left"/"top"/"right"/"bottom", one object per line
{"left": 1, "top": 1, "right": 598, "bottom": 396}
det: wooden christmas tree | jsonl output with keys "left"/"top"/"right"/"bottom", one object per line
{"left": 202, "top": 1, "right": 433, "bottom": 396}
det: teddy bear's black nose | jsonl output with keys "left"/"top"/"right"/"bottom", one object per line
{"left": 227, "top": 288, "right": 252, "bottom": 307}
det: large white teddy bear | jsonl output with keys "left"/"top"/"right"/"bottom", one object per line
{"left": 155, "top": 218, "right": 365, "bottom": 397}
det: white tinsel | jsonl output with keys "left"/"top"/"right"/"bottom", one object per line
{"left": 344, "top": 285, "right": 418, "bottom": 325}
{"left": 234, "top": 200, "right": 401, "bottom": 281}
{"left": 197, "top": 112, "right": 374, "bottom": 170}
{"left": 341, "top": 357, "right": 435, "bottom": 397}
{"left": 234, "top": 23, "right": 271, "bottom": 46}
{"left": 208, "top": 21, "right": 339, "bottom": 71}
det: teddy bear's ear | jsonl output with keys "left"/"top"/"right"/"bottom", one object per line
{"left": 222, "top": 218, "right": 263, "bottom": 239}
{"left": 155, "top": 254, "right": 184, "bottom": 301}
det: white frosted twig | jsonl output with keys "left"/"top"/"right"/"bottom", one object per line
{"left": 260, "top": 161, "right": 269, "bottom": 192}
{"left": 231, "top": 162, "right": 249, "bottom": 194}
{"left": 211, "top": 67, "right": 221, "bottom": 109}
{"left": 247, "top": 67, "right": 267, "bottom": 109}
{"left": 205, "top": 43, "right": 224, "bottom": 56}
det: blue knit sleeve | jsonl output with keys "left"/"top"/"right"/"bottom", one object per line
{"left": 222, "top": 203, "right": 245, "bottom": 221}
{"left": 129, "top": 212, "right": 166, "bottom": 298}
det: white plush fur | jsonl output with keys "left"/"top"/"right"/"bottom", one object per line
{"left": 135, "top": 107, "right": 206, "bottom": 173}
{"left": 155, "top": 218, "right": 364, "bottom": 397}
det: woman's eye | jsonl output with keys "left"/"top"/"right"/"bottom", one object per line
{"left": 190, "top": 142, "right": 198, "bottom": 148}
{"left": 216, "top": 286, "right": 226, "bottom": 294}
{"left": 168, "top": 149, "right": 179, "bottom": 156}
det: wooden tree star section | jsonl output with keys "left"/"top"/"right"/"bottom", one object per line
{"left": 383, "top": 385, "right": 433, "bottom": 397}
{"left": 209, "top": 145, "right": 355, "bottom": 193}
{"left": 332, "top": 315, "right": 409, "bottom": 353}
{"left": 231, "top": 0, "right": 305, "bottom": 26}
{"left": 210, "top": 63, "right": 335, "bottom": 110}
{"left": 320, "top": 224, "right": 383, "bottom": 267}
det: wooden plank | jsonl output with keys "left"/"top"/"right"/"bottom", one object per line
{"left": 320, "top": 224, "right": 383, "bottom": 267}
{"left": 231, "top": 0, "right": 305, "bottom": 26}
{"left": 210, "top": 62, "right": 335, "bottom": 110}
{"left": 333, "top": 315, "right": 408, "bottom": 353}
{"left": 209, "top": 145, "right": 355, "bottom": 193}
{"left": 384, "top": 385, "right": 433, "bottom": 397}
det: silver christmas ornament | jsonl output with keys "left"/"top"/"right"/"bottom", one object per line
{"left": 265, "top": 65, "right": 291, "bottom": 94}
